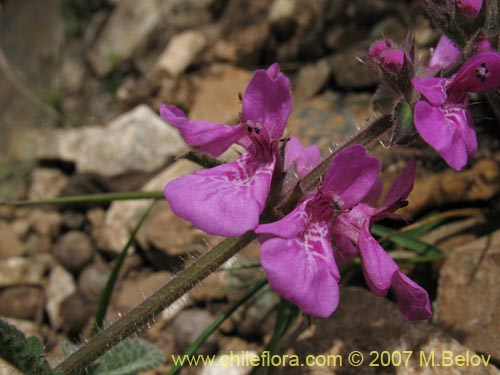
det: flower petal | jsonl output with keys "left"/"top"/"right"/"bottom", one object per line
{"left": 241, "top": 64, "right": 292, "bottom": 140}
{"left": 256, "top": 196, "right": 312, "bottom": 239}
{"left": 322, "top": 145, "right": 381, "bottom": 209}
{"left": 359, "top": 222, "right": 399, "bottom": 297}
{"left": 427, "top": 35, "right": 461, "bottom": 73}
{"left": 381, "top": 160, "right": 416, "bottom": 210}
{"left": 160, "top": 104, "right": 243, "bottom": 157}
{"left": 261, "top": 221, "right": 340, "bottom": 317}
{"left": 450, "top": 51, "right": 500, "bottom": 94}
{"left": 414, "top": 101, "right": 468, "bottom": 170}
{"left": 392, "top": 271, "right": 432, "bottom": 320}
{"left": 332, "top": 233, "right": 359, "bottom": 266}
{"left": 456, "top": 0, "right": 483, "bottom": 17}
{"left": 165, "top": 151, "right": 275, "bottom": 236}
{"left": 284, "top": 137, "right": 321, "bottom": 179}
{"left": 411, "top": 77, "right": 449, "bottom": 106}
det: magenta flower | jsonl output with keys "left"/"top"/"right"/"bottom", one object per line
{"left": 160, "top": 64, "right": 291, "bottom": 236}
{"left": 456, "top": 0, "right": 483, "bottom": 17}
{"left": 255, "top": 145, "right": 381, "bottom": 317}
{"left": 368, "top": 39, "right": 405, "bottom": 73}
{"left": 284, "top": 137, "right": 321, "bottom": 179}
{"left": 412, "top": 51, "right": 500, "bottom": 170}
{"left": 426, "top": 35, "right": 461, "bottom": 74}
{"left": 331, "top": 161, "right": 431, "bottom": 320}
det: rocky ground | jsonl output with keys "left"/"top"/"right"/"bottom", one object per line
{"left": 0, "top": 0, "right": 499, "bottom": 374}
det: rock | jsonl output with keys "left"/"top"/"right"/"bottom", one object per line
{"left": 200, "top": 338, "right": 258, "bottom": 375}
{"left": 0, "top": 286, "right": 43, "bottom": 321}
{"left": 46, "top": 265, "right": 76, "bottom": 329}
{"left": 78, "top": 262, "right": 110, "bottom": 301}
{"left": 269, "top": 0, "right": 297, "bottom": 25}
{"left": 28, "top": 168, "right": 68, "bottom": 201}
{"left": 61, "top": 211, "right": 85, "bottom": 230}
{"left": 87, "top": 0, "right": 165, "bottom": 76}
{"left": 0, "top": 222, "right": 24, "bottom": 260}
{"left": 273, "top": 287, "right": 498, "bottom": 375}
{"left": 293, "top": 59, "right": 330, "bottom": 103}
{"left": 137, "top": 200, "right": 212, "bottom": 257}
{"left": 114, "top": 271, "right": 171, "bottom": 315}
{"left": 0, "top": 254, "right": 53, "bottom": 287}
{"left": 52, "top": 230, "right": 95, "bottom": 274}
{"left": 401, "top": 157, "right": 500, "bottom": 217}
{"left": 94, "top": 159, "right": 201, "bottom": 254}
{"left": 27, "top": 209, "right": 62, "bottom": 239}
{"left": 330, "top": 48, "right": 378, "bottom": 89}
{"left": 35, "top": 105, "right": 187, "bottom": 176}
{"left": 369, "top": 16, "right": 407, "bottom": 41}
{"left": 434, "top": 229, "right": 500, "bottom": 361}
{"left": 287, "top": 91, "right": 373, "bottom": 151}
{"left": 189, "top": 64, "right": 252, "bottom": 125}
{"left": 60, "top": 291, "right": 93, "bottom": 336}
{"left": 171, "top": 308, "right": 218, "bottom": 355}
{"left": 153, "top": 30, "right": 207, "bottom": 78}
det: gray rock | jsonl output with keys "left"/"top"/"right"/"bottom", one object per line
{"left": 28, "top": 168, "right": 68, "bottom": 201}
{"left": 153, "top": 30, "right": 207, "bottom": 78}
{"left": 53, "top": 230, "right": 95, "bottom": 274}
{"left": 60, "top": 291, "right": 93, "bottom": 336}
{"left": 87, "top": 0, "right": 165, "bottom": 77}
{"left": 273, "top": 287, "right": 499, "bottom": 375}
{"left": 46, "top": 265, "right": 76, "bottom": 329}
{"left": 171, "top": 308, "right": 218, "bottom": 355}
{"left": 78, "top": 262, "right": 110, "bottom": 301}
{"left": 434, "top": 229, "right": 500, "bottom": 362}
{"left": 293, "top": 59, "right": 330, "bottom": 103}
{"left": 35, "top": 105, "right": 187, "bottom": 176}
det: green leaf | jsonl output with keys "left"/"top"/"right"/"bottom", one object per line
{"left": 391, "top": 99, "right": 416, "bottom": 146}
{"left": 93, "top": 338, "right": 164, "bottom": 375}
{"left": 0, "top": 319, "right": 55, "bottom": 375}
{"left": 371, "top": 223, "right": 441, "bottom": 255}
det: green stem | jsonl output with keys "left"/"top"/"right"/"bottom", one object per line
{"left": 55, "top": 231, "right": 257, "bottom": 374}
{"left": 0, "top": 191, "right": 164, "bottom": 207}
{"left": 91, "top": 201, "right": 157, "bottom": 336}
{"left": 167, "top": 278, "right": 267, "bottom": 375}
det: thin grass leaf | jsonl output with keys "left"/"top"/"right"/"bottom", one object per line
{"left": 0, "top": 191, "right": 164, "bottom": 207}
{"left": 371, "top": 223, "right": 441, "bottom": 255}
{"left": 168, "top": 278, "right": 268, "bottom": 375}
{"left": 91, "top": 201, "right": 157, "bottom": 336}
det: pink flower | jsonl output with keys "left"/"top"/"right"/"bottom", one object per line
{"left": 284, "top": 137, "right": 321, "bottom": 179}
{"left": 331, "top": 161, "right": 432, "bottom": 320}
{"left": 256, "top": 145, "right": 382, "bottom": 317}
{"left": 456, "top": 0, "right": 483, "bottom": 17}
{"left": 161, "top": 64, "right": 291, "bottom": 236}
{"left": 368, "top": 39, "right": 406, "bottom": 73}
{"left": 412, "top": 51, "right": 500, "bottom": 170}
{"left": 427, "top": 35, "right": 462, "bottom": 74}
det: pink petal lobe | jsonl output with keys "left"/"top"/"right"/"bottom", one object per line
{"left": 451, "top": 51, "right": 500, "bottom": 94}
{"left": 322, "top": 145, "right": 381, "bottom": 209}
{"left": 411, "top": 77, "right": 449, "bottom": 106}
{"left": 414, "top": 101, "right": 468, "bottom": 170}
{"left": 160, "top": 104, "right": 243, "bottom": 157}
{"left": 241, "top": 64, "right": 292, "bottom": 140}
{"left": 428, "top": 35, "right": 461, "bottom": 73}
{"left": 359, "top": 222, "right": 399, "bottom": 297}
{"left": 381, "top": 160, "right": 416, "bottom": 210}
{"left": 164, "top": 151, "right": 275, "bottom": 236}
{"left": 456, "top": 0, "right": 483, "bottom": 17}
{"left": 261, "top": 221, "right": 340, "bottom": 317}
{"left": 256, "top": 197, "right": 312, "bottom": 239}
{"left": 284, "top": 137, "right": 321, "bottom": 179}
{"left": 392, "top": 271, "right": 432, "bottom": 320}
